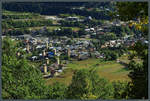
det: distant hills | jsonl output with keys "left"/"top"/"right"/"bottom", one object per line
{"left": 2, "top": 2, "right": 115, "bottom": 16}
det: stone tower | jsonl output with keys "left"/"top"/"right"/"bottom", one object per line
{"left": 68, "top": 48, "right": 71, "bottom": 58}
{"left": 57, "top": 57, "right": 60, "bottom": 65}
{"left": 26, "top": 43, "right": 30, "bottom": 53}
{"left": 46, "top": 42, "right": 49, "bottom": 50}
{"left": 46, "top": 58, "right": 49, "bottom": 65}
{"left": 42, "top": 50, "right": 46, "bottom": 57}
{"left": 43, "top": 64, "right": 47, "bottom": 74}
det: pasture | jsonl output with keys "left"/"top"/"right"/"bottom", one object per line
{"left": 46, "top": 55, "right": 132, "bottom": 85}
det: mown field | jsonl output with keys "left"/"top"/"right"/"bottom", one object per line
{"left": 27, "top": 26, "right": 80, "bottom": 31}
{"left": 46, "top": 54, "right": 132, "bottom": 86}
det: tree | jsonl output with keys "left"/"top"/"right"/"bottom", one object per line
{"left": 127, "top": 41, "right": 148, "bottom": 99}
{"left": 78, "top": 28, "right": 86, "bottom": 37}
{"left": 90, "top": 70, "right": 114, "bottom": 99}
{"left": 112, "top": 81, "right": 129, "bottom": 99}
{"left": 47, "top": 82, "right": 67, "bottom": 99}
{"left": 2, "top": 37, "right": 49, "bottom": 99}
{"left": 66, "top": 68, "right": 114, "bottom": 100}
{"left": 66, "top": 69, "right": 93, "bottom": 99}
{"left": 116, "top": 2, "right": 148, "bottom": 99}
{"left": 116, "top": 2, "right": 148, "bottom": 21}
{"left": 103, "top": 50, "right": 118, "bottom": 61}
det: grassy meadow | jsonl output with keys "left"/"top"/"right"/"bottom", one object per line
{"left": 46, "top": 54, "right": 131, "bottom": 86}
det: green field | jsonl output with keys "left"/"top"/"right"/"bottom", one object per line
{"left": 46, "top": 55, "right": 132, "bottom": 86}
{"left": 27, "top": 26, "right": 80, "bottom": 31}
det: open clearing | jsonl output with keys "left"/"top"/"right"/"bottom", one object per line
{"left": 26, "top": 26, "right": 80, "bottom": 31}
{"left": 46, "top": 55, "right": 132, "bottom": 85}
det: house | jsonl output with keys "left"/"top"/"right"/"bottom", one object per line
{"left": 78, "top": 54, "right": 88, "bottom": 60}
{"left": 84, "top": 16, "right": 92, "bottom": 21}
{"left": 116, "top": 39, "right": 124, "bottom": 44}
{"left": 83, "top": 41, "right": 90, "bottom": 46}
{"left": 31, "top": 56, "right": 38, "bottom": 61}
{"left": 106, "top": 8, "right": 110, "bottom": 11}
{"left": 109, "top": 40, "right": 116, "bottom": 45}
{"left": 2, "top": 35, "right": 6, "bottom": 39}
{"left": 36, "top": 45, "right": 44, "bottom": 49}
{"left": 90, "top": 28, "right": 95, "bottom": 31}
{"left": 61, "top": 36, "right": 68, "bottom": 39}
{"left": 144, "top": 40, "right": 148, "bottom": 44}
{"left": 66, "top": 16, "right": 80, "bottom": 21}
{"left": 92, "top": 33, "right": 96, "bottom": 35}
{"left": 48, "top": 52, "right": 54, "bottom": 58}
{"left": 101, "top": 45, "right": 106, "bottom": 48}
{"left": 50, "top": 63, "right": 60, "bottom": 69}
{"left": 70, "top": 52, "right": 78, "bottom": 58}
{"left": 116, "top": 59, "right": 120, "bottom": 63}
{"left": 56, "top": 47, "right": 62, "bottom": 51}
{"left": 97, "top": 32, "right": 105, "bottom": 35}
{"left": 57, "top": 69, "right": 63, "bottom": 73}
{"left": 49, "top": 67, "right": 56, "bottom": 77}
{"left": 115, "top": 43, "right": 121, "bottom": 47}
{"left": 85, "top": 28, "right": 90, "bottom": 32}
{"left": 39, "top": 53, "right": 43, "bottom": 57}
{"left": 97, "top": 28, "right": 103, "bottom": 31}
{"left": 45, "top": 16, "right": 57, "bottom": 20}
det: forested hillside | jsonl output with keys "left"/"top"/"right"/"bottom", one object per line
{"left": 2, "top": 2, "right": 114, "bottom": 20}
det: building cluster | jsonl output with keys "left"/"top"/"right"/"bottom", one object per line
{"left": 11, "top": 35, "right": 106, "bottom": 77}
{"left": 14, "top": 35, "right": 104, "bottom": 60}
{"left": 101, "top": 38, "right": 137, "bottom": 48}
{"left": 3, "top": 14, "right": 148, "bottom": 78}
{"left": 81, "top": 19, "right": 128, "bottom": 39}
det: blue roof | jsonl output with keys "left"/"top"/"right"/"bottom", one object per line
{"left": 48, "top": 52, "right": 54, "bottom": 55}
